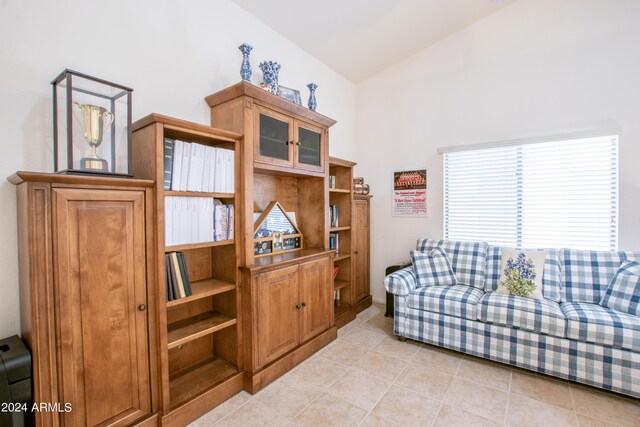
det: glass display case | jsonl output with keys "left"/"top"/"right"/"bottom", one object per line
{"left": 52, "top": 69, "right": 132, "bottom": 176}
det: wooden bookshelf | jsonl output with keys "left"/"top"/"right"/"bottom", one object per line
{"left": 329, "top": 157, "right": 357, "bottom": 327}
{"left": 208, "top": 82, "right": 338, "bottom": 394}
{"left": 132, "top": 114, "right": 244, "bottom": 424}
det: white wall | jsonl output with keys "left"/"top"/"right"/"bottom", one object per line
{"left": 356, "top": 0, "right": 640, "bottom": 303}
{"left": 0, "top": 0, "right": 357, "bottom": 338}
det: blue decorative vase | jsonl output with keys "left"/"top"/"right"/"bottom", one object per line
{"left": 259, "top": 61, "right": 281, "bottom": 94}
{"left": 239, "top": 43, "right": 253, "bottom": 82}
{"left": 307, "top": 83, "right": 317, "bottom": 111}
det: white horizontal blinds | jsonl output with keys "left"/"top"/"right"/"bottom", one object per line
{"left": 444, "top": 145, "right": 519, "bottom": 246}
{"left": 444, "top": 135, "right": 618, "bottom": 251}
{"left": 519, "top": 136, "right": 618, "bottom": 250}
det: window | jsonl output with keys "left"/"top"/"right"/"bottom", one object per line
{"left": 443, "top": 135, "right": 618, "bottom": 250}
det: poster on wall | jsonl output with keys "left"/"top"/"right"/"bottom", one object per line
{"left": 392, "top": 169, "right": 427, "bottom": 217}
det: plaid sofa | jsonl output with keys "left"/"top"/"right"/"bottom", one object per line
{"left": 384, "top": 239, "right": 640, "bottom": 398}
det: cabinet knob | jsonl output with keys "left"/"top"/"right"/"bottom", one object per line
{"left": 354, "top": 250, "right": 359, "bottom": 255}
{"left": 295, "top": 304, "right": 301, "bottom": 309}
{"left": 138, "top": 304, "right": 147, "bottom": 311}
{"left": 301, "top": 302, "right": 307, "bottom": 307}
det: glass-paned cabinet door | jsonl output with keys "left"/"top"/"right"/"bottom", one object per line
{"left": 255, "top": 105, "right": 294, "bottom": 167}
{"left": 295, "top": 122, "right": 325, "bottom": 173}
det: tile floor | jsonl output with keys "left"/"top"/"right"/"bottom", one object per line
{"left": 190, "top": 304, "right": 640, "bottom": 427}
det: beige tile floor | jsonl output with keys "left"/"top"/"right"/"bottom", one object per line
{"left": 190, "top": 303, "right": 640, "bottom": 427}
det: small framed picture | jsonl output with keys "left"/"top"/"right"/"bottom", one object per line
{"left": 278, "top": 86, "right": 302, "bottom": 105}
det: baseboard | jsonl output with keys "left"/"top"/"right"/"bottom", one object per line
{"left": 372, "top": 296, "right": 385, "bottom": 305}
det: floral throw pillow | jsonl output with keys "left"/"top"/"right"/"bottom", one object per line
{"left": 497, "top": 249, "right": 546, "bottom": 300}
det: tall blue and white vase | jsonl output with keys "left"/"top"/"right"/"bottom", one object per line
{"left": 259, "top": 61, "right": 281, "bottom": 94}
{"left": 307, "top": 83, "right": 318, "bottom": 111}
{"left": 239, "top": 43, "right": 253, "bottom": 82}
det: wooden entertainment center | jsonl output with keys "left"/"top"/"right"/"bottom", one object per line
{"left": 12, "top": 82, "right": 371, "bottom": 426}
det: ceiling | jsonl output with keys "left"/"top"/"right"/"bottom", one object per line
{"left": 231, "top": 0, "right": 516, "bottom": 83}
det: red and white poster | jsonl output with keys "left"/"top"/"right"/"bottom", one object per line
{"left": 393, "top": 169, "right": 427, "bottom": 217}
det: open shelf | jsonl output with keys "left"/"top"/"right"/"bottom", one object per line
{"left": 167, "top": 312, "right": 237, "bottom": 349}
{"left": 166, "top": 279, "right": 235, "bottom": 308}
{"left": 330, "top": 226, "right": 351, "bottom": 232}
{"left": 169, "top": 358, "right": 239, "bottom": 409}
{"left": 334, "top": 279, "right": 350, "bottom": 290}
{"left": 334, "top": 253, "right": 350, "bottom": 262}
{"left": 165, "top": 190, "right": 235, "bottom": 199}
{"left": 329, "top": 188, "right": 350, "bottom": 194}
{"left": 166, "top": 239, "right": 234, "bottom": 252}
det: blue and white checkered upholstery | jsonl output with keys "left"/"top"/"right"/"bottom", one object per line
{"left": 394, "top": 298, "right": 640, "bottom": 398}
{"left": 383, "top": 266, "right": 416, "bottom": 296}
{"left": 562, "top": 302, "right": 640, "bottom": 352}
{"left": 477, "top": 292, "right": 566, "bottom": 338}
{"left": 407, "top": 285, "right": 484, "bottom": 320}
{"left": 410, "top": 248, "right": 458, "bottom": 288}
{"left": 416, "top": 239, "right": 488, "bottom": 289}
{"left": 486, "top": 245, "right": 501, "bottom": 291}
{"left": 485, "top": 247, "right": 562, "bottom": 302}
{"left": 387, "top": 240, "right": 640, "bottom": 399}
{"left": 600, "top": 260, "right": 640, "bottom": 316}
{"left": 560, "top": 249, "right": 640, "bottom": 303}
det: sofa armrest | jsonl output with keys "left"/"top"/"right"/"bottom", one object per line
{"left": 384, "top": 266, "right": 417, "bottom": 296}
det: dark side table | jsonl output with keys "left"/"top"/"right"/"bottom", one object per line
{"left": 384, "top": 261, "right": 411, "bottom": 317}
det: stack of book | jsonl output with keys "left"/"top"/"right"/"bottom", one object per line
{"left": 164, "top": 197, "right": 234, "bottom": 246}
{"left": 165, "top": 251, "right": 192, "bottom": 302}
{"left": 164, "top": 138, "right": 235, "bottom": 193}
{"left": 329, "top": 204, "right": 339, "bottom": 228}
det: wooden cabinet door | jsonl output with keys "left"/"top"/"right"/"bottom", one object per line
{"left": 53, "top": 188, "right": 151, "bottom": 427}
{"left": 353, "top": 199, "right": 370, "bottom": 303}
{"left": 254, "top": 105, "right": 295, "bottom": 168}
{"left": 294, "top": 120, "right": 326, "bottom": 173}
{"left": 298, "top": 257, "right": 332, "bottom": 343}
{"left": 256, "top": 265, "right": 300, "bottom": 368}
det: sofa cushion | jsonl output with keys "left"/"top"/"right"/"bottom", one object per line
{"left": 416, "top": 239, "right": 488, "bottom": 289}
{"left": 411, "top": 248, "right": 458, "bottom": 288}
{"left": 407, "top": 284, "right": 484, "bottom": 320}
{"left": 477, "top": 293, "right": 566, "bottom": 338}
{"left": 600, "top": 260, "right": 640, "bottom": 316}
{"left": 486, "top": 246, "right": 562, "bottom": 302}
{"left": 561, "top": 302, "right": 640, "bottom": 352}
{"left": 560, "top": 248, "right": 640, "bottom": 303}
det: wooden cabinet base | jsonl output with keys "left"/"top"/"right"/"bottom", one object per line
{"left": 161, "top": 372, "right": 244, "bottom": 427}
{"left": 354, "top": 295, "right": 373, "bottom": 314}
{"left": 243, "top": 326, "right": 337, "bottom": 394}
{"left": 334, "top": 306, "right": 356, "bottom": 328}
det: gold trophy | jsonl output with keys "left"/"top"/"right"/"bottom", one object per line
{"left": 73, "top": 102, "right": 114, "bottom": 171}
